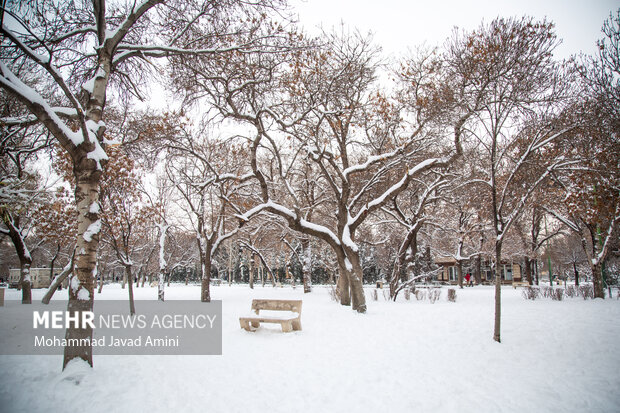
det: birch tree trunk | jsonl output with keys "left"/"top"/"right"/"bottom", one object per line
{"left": 63, "top": 171, "right": 101, "bottom": 369}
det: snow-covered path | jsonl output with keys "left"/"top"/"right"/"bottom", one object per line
{"left": 1, "top": 284, "right": 618, "bottom": 413}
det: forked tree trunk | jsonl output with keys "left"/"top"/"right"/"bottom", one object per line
{"left": 338, "top": 264, "right": 351, "bottom": 306}
{"left": 337, "top": 251, "right": 366, "bottom": 313}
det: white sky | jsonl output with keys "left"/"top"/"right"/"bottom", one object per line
{"left": 290, "top": 0, "right": 619, "bottom": 59}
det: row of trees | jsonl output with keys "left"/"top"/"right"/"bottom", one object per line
{"left": 1, "top": 0, "right": 618, "bottom": 369}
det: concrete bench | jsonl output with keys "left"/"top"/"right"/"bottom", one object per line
{"left": 239, "top": 299, "right": 302, "bottom": 333}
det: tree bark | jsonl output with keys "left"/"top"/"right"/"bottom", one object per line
{"left": 493, "top": 242, "right": 502, "bottom": 343}
{"left": 126, "top": 265, "right": 135, "bottom": 316}
{"left": 201, "top": 250, "right": 212, "bottom": 302}
{"left": 474, "top": 254, "right": 482, "bottom": 285}
{"left": 20, "top": 262, "right": 32, "bottom": 304}
{"left": 592, "top": 261, "right": 605, "bottom": 299}
{"left": 302, "top": 237, "right": 312, "bottom": 293}
{"left": 524, "top": 256, "right": 533, "bottom": 285}
{"left": 338, "top": 265, "right": 351, "bottom": 306}
{"left": 573, "top": 261, "right": 579, "bottom": 287}
{"left": 63, "top": 172, "right": 101, "bottom": 369}
{"left": 338, "top": 251, "right": 366, "bottom": 313}
{"left": 457, "top": 261, "right": 463, "bottom": 289}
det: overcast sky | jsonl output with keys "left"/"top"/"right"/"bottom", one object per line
{"left": 290, "top": 0, "right": 618, "bottom": 59}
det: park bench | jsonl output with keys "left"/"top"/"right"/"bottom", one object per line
{"left": 512, "top": 281, "right": 530, "bottom": 288}
{"left": 239, "top": 299, "right": 302, "bottom": 333}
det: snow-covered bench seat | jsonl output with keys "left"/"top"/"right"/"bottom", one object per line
{"left": 239, "top": 299, "right": 302, "bottom": 332}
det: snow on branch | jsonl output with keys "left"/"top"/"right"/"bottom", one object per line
{"left": 0, "top": 63, "right": 85, "bottom": 149}
{"left": 349, "top": 158, "right": 441, "bottom": 230}
{"left": 237, "top": 200, "right": 341, "bottom": 248}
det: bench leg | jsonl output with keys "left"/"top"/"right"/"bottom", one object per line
{"left": 281, "top": 321, "right": 293, "bottom": 333}
{"left": 292, "top": 319, "right": 302, "bottom": 331}
{"left": 240, "top": 319, "right": 250, "bottom": 331}
{"left": 251, "top": 320, "right": 260, "bottom": 328}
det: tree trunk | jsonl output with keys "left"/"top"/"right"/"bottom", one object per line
{"left": 49, "top": 244, "right": 61, "bottom": 286}
{"left": 20, "top": 261, "right": 32, "bottom": 304}
{"left": 2, "top": 212, "right": 33, "bottom": 303}
{"left": 63, "top": 172, "right": 101, "bottom": 369}
{"left": 338, "top": 265, "right": 351, "bottom": 306}
{"left": 493, "top": 242, "right": 502, "bottom": 343}
{"left": 98, "top": 272, "right": 104, "bottom": 294}
{"left": 474, "top": 254, "right": 482, "bottom": 285}
{"left": 533, "top": 259, "right": 539, "bottom": 285}
{"left": 201, "top": 248, "right": 212, "bottom": 302}
{"left": 126, "top": 265, "right": 135, "bottom": 316}
{"left": 457, "top": 261, "right": 463, "bottom": 289}
{"left": 338, "top": 251, "right": 366, "bottom": 313}
{"left": 249, "top": 252, "right": 254, "bottom": 290}
{"left": 573, "top": 261, "right": 579, "bottom": 287}
{"left": 524, "top": 257, "right": 533, "bottom": 285}
{"left": 302, "top": 238, "right": 312, "bottom": 293}
{"left": 592, "top": 261, "right": 605, "bottom": 299}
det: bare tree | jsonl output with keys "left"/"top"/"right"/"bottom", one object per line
{"left": 450, "top": 17, "right": 575, "bottom": 342}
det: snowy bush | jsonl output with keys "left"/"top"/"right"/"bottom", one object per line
{"left": 371, "top": 289, "right": 378, "bottom": 301}
{"left": 383, "top": 289, "right": 390, "bottom": 301}
{"left": 328, "top": 285, "right": 340, "bottom": 302}
{"left": 578, "top": 285, "right": 594, "bottom": 300}
{"left": 522, "top": 286, "right": 540, "bottom": 300}
{"left": 565, "top": 285, "right": 577, "bottom": 298}
{"left": 541, "top": 286, "right": 553, "bottom": 298}
{"left": 415, "top": 290, "right": 426, "bottom": 301}
{"left": 404, "top": 288, "right": 411, "bottom": 301}
{"left": 428, "top": 289, "right": 441, "bottom": 304}
{"left": 551, "top": 288, "right": 564, "bottom": 301}
{"left": 447, "top": 288, "right": 456, "bottom": 302}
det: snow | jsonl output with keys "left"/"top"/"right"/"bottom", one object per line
{"left": 77, "top": 288, "right": 90, "bottom": 301}
{"left": 69, "top": 275, "right": 79, "bottom": 293}
{"left": 82, "top": 219, "right": 101, "bottom": 242}
{"left": 89, "top": 202, "right": 100, "bottom": 214}
{"left": 0, "top": 62, "right": 84, "bottom": 146}
{"left": 82, "top": 67, "right": 107, "bottom": 94}
{"left": 86, "top": 142, "right": 109, "bottom": 171}
{"left": 239, "top": 201, "right": 341, "bottom": 247}
{"left": 1, "top": 285, "right": 619, "bottom": 413}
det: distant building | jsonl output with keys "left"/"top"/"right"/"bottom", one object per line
{"left": 434, "top": 257, "right": 522, "bottom": 285}
{"left": 8, "top": 268, "right": 65, "bottom": 289}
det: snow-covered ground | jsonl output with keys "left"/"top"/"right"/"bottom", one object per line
{"left": 1, "top": 284, "right": 619, "bottom": 413}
